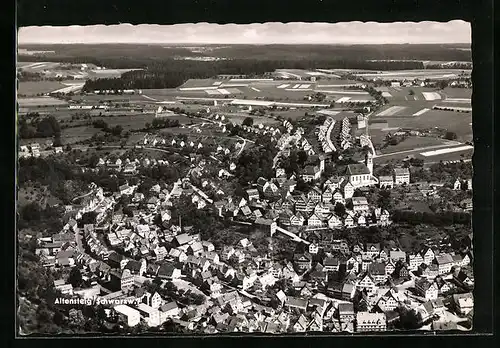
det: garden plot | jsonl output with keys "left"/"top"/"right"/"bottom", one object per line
{"left": 376, "top": 106, "right": 407, "bottom": 117}
{"left": 422, "top": 92, "right": 442, "bottom": 101}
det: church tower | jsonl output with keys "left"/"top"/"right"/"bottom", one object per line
{"left": 365, "top": 150, "right": 374, "bottom": 176}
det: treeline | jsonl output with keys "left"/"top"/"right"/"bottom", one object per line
{"left": 145, "top": 118, "right": 180, "bottom": 129}
{"left": 392, "top": 210, "right": 471, "bottom": 226}
{"left": 18, "top": 115, "right": 61, "bottom": 139}
{"left": 81, "top": 58, "right": 426, "bottom": 91}
{"left": 18, "top": 43, "right": 471, "bottom": 64}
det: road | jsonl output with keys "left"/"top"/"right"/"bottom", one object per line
{"left": 274, "top": 226, "right": 310, "bottom": 245}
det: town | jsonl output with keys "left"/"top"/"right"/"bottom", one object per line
{"left": 17, "top": 37, "right": 474, "bottom": 335}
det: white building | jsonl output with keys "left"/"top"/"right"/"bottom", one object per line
{"left": 114, "top": 304, "right": 141, "bottom": 327}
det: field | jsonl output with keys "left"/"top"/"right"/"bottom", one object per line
{"left": 376, "top": 86, "right": 445, "bottom": 102}
{"left": 18, "top": 97, "right": 69, "bottom": 107}
{"left": 440, "top": 87, "right": 472, "bottom": 99}
{"left": 351, "top": 69, "right": 470, "bottom": 80}
{"left": 18, "top": 81, "right": 66, "bottom": 96}
{"left": 378, "top": 136, "right": 452, "bottom": 155}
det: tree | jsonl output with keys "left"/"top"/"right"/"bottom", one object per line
{"left": 68, "top": 267, "right": 83, "bottom": 288}
{"left": 110, "top": 125, "right": 123, "bottom": 136}
{"left": 334, "top": 202, "right": 346, "bottom": 217}
{"left": 408, "top": 89, "right": 415, "bottom": 95}
{"left": 242, "top": 117, "right": 254, "bottom": 127}
{"left": 444, "top": 131, "right": 457, "bottom": 140}
{"left": 438, "top": 80, "right": 449, "bottom": 90}
{"left": 20, "top": 202, "right": 42, "bottom": 222}
{"left": 79, "top": 211, "right": 98, "bottom": 227}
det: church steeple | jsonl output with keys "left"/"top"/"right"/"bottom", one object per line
{"left": 365, "top": 150, "right": 374, "bottom": 176}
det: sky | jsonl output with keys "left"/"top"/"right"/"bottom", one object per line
{"left": 18, "top": 21, "right": 471, "bottom": 45}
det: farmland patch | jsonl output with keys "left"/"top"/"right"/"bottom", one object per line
{"left": 377, "top": 106, "right": 407, "bottom": 117}
{"left": 422, "top": 92, "right": 442, "bottom": 101}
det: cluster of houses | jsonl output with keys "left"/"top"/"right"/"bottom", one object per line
{"left": 37, "top": 181, "right": 474, "bottom": 333}
{"left": 19, "top": 142, "right": 64, "bottom": 158}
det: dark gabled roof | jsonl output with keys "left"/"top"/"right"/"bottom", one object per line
{"left": 346, "top": 164, "right": 371, "bottom": 176}
{"left": 338, "top": 302, "right": 354, "bottom": 314}
{"left": 368, "top": 262, "right": 386, "bottom": 275}
{"left": 124, "top": 260, "right": 142, "bottom": 273}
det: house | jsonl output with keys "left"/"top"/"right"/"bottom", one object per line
{"left": 356, "top": 312, "right": 387, "bottom": 332}
{"left": 341, "top": 181, "right": 355, "bottom": 199}
{"left": 435, "top": 277, "right": 453, "bottom": 294}
{"left": 301, "top": 165, "right": 322, "bottom": 182}
{"left": 157, "top": 263, "right": 182, "bottom": 279}
{"left": 290, "top": 212, "right": 306, "bottom": 226}
{"left": 323, "top": 258, "right": 340, "bottom": 272}
{"left": 356, "top": 273, "right": 377, "bottom": 295}
{"left": 53, "top": 279, "right": 73, "bottom": 295}
{"left": 346, "top": 164, "right": 373, "bottom": 188}
{"left": 285, "top": 297, "right": 308, "bottom": 312}
{"left": 357, "top": 215, "right": 367, "bottom": 227}
{"left": 327, "top": 214, "right": 343, "bottom": 229}
{"left": 344, "top": 215, "right": 355, "bottom": 228}
{"left": 307, "top": 213, "right": 324, "bottom": 227}
{"left": 293, "top": 254, "right": 312, "bottom": 273}
{"left": 352, "top": 197, "right": 370, "bottom": 213}
{"left": 332, "top": 190, "right": 345, "bottom": 204}
{"left": 389, "top": 250, "right": 407, "bottom": 263}
{"left": 379, "top": 176, "right": 394, "bottom": 189}
{"left": 376, "top": 290, "right": 400, "bottom": 312}
{"left": 114, "top": 305, "right": 140, "bottom": 327}
{"left": 292, "top": 314, "right": 309, "bottom": 332}
{"left": 433, "top": 253, "right": 454, "bottom": 275}
{"left": 418, "top": 263, "right": 439, "bottom": 279}
{"left": 393, "top": 263, "right": 409, "bottom": 279}
{"left": 338, "top": 302, "right": 355, "bottom": 323}
{"left": 119, "top": 184, "right": 135, "bottom": 195}
{"left": 365, "top": 243, "right": 381, "bottom": 259}
{"left": 368, "top": 262, "right": 387, "bottom": 284}
{"left": 307, "top": 187, "right": 322, "bottom": 203}
{"left": 452, "top": 292, "right": 473, "bottom": 315}
{"left": 453, "top": 271, "right": 474, "bottom": 288}
{"left": 414, "top": 278, "right": 438, "bottom": 300}
{"left": 419, "top": 298, "right": 445, "bottom": 322}
{"left": 453, "top": 178, "right": 462, "bottom": 190}
{"left": 309, "top": 243, "right": 319, "bottom": 254}
{"left": 421, "top": 247, "right": 436, "bottom": 265}
{"left": 160, "top": 301, "right": 180, "bottom": 319}
{"left": 408, "top": 253, "right": 424, "bottom": 271}
{"left": 393, "top": 168, "right": 410, "bottom": 185}
{"left": 322, "top": 186, "right": 334, "bottom": 203}
{"left": 246, "top": 189, "right": 260, "bottom": 201}
{"left": 385, "top": 259, "right": 396, "bottom": 276}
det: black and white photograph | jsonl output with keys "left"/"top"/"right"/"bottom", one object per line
{"left": 16, "top": 20, "right": 475, "bottom": 335}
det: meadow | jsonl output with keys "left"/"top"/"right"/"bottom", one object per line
{"left": 18, "top": 81, "right": 66, "bottom": 96}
